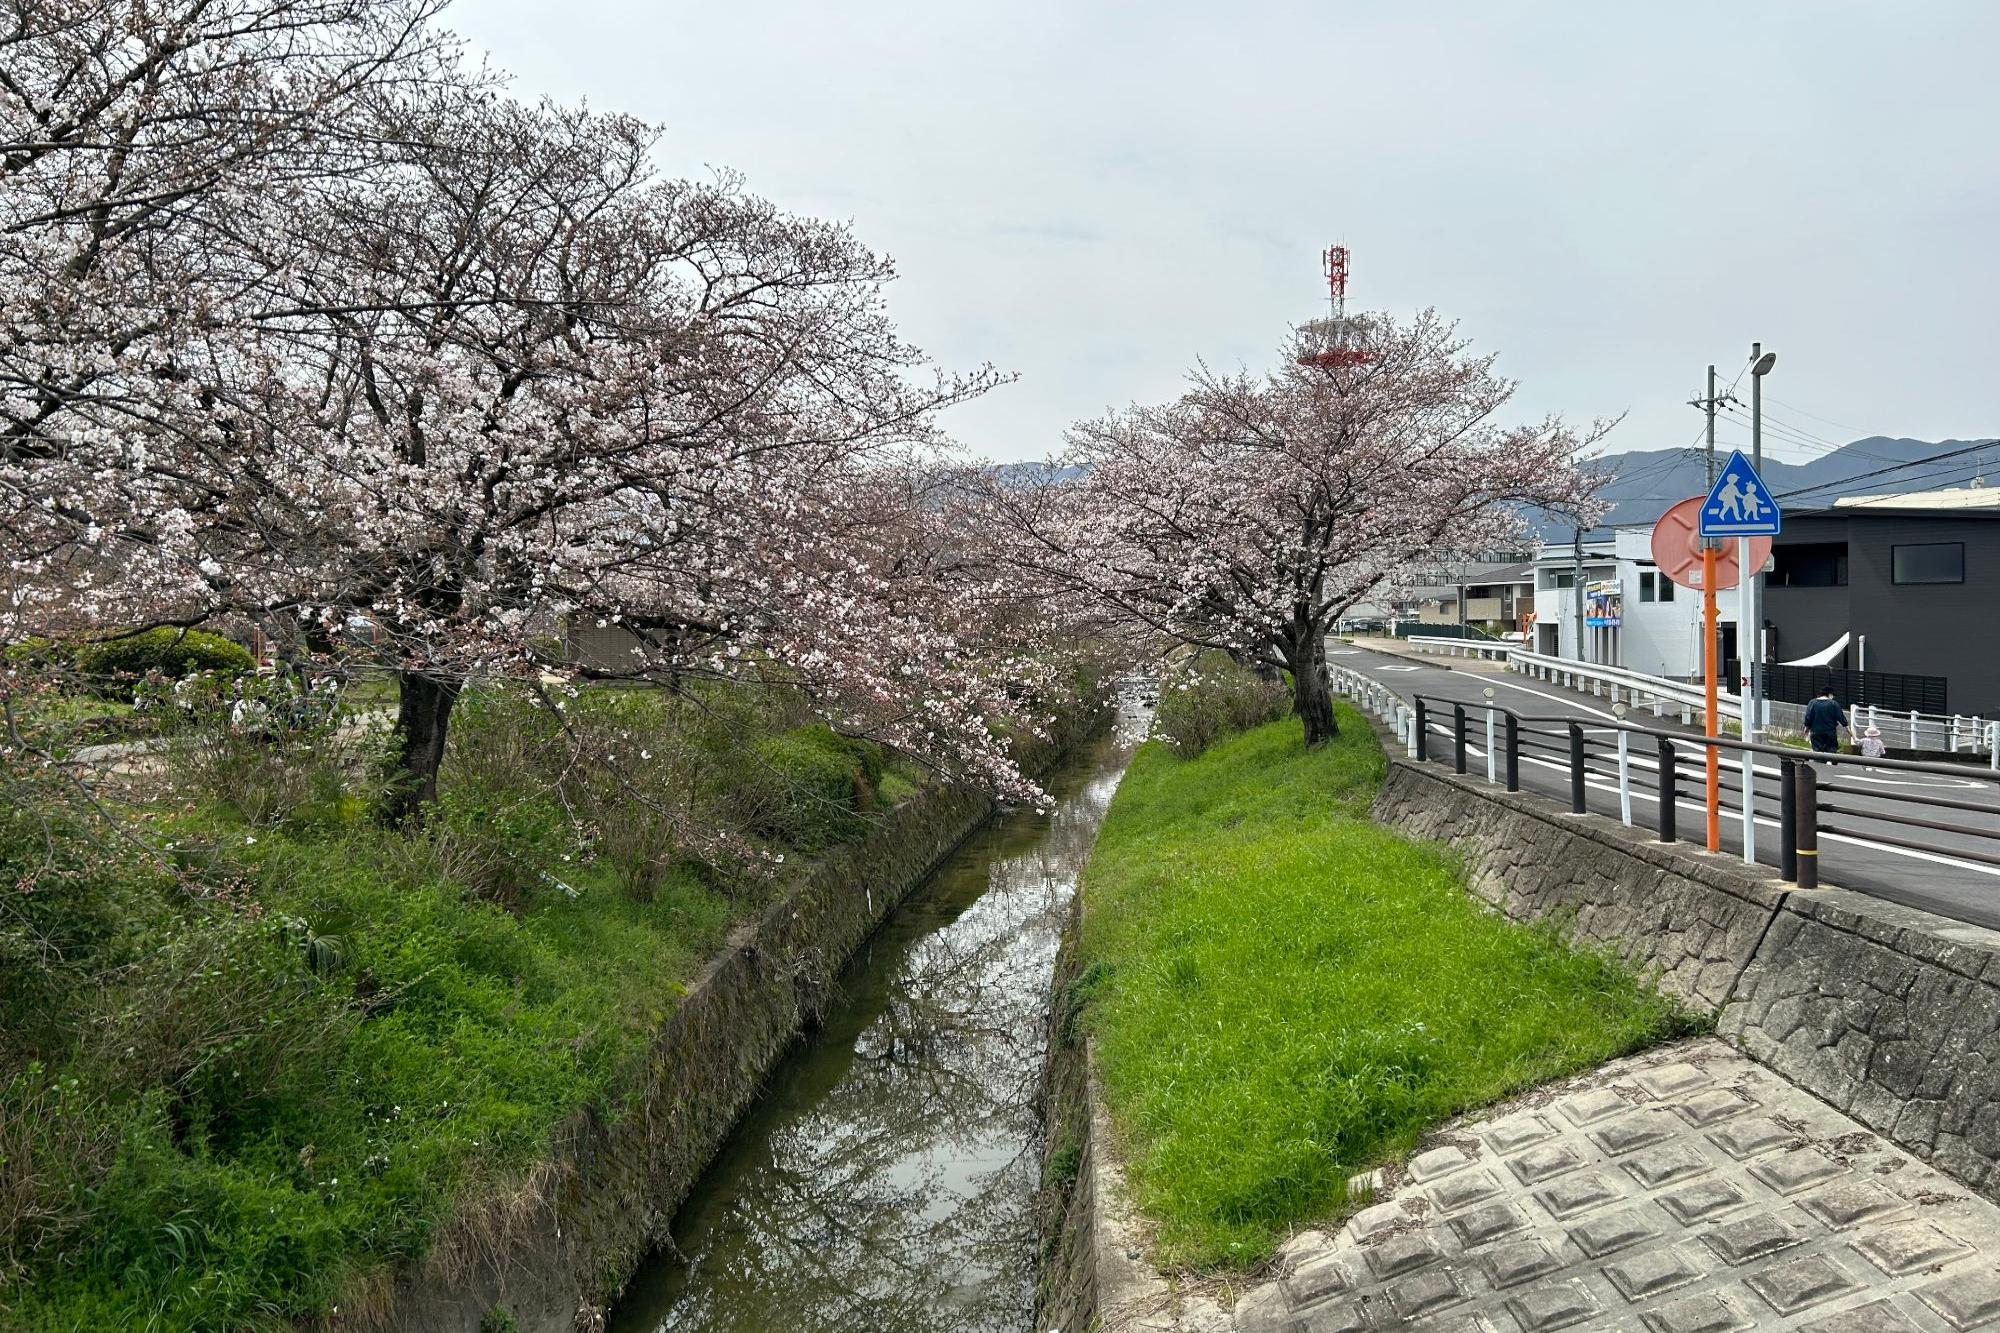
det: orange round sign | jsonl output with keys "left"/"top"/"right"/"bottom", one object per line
{"left": 1651, "top": 496, "right": 1771, "bottom": 591}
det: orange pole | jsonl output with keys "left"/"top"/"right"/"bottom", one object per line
{"left": 1703, "top": 547, "right": 1721, "bottom": 851}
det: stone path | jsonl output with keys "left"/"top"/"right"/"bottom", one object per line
{"left": 1222, "top": 1038, "right": 2000, "bottom": 1333}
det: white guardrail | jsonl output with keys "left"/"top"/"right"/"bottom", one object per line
{"left": 1392, "top": 637, "right": 1999, "bottom": 764}
{"left": 1331, "top": 662, "right": 1422, "bottom": 759}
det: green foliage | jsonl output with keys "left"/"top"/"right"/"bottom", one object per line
{"left": 1077, "top": 710, "right": 1691, "bottom": 1268}
{"left": 740, "top": 724, "right": 885, "bottom": 849}
{"left": 0, "top": 676, "right": 925, "bottom": 1328}
{"left": 74, "top": 628, "right": 254, "bottom": 682}
{"left": 1151, "top": 650, "right": 1288, "bottom": 757}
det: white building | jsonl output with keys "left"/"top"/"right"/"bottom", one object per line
{"left": 1533, "top": 528, "right": 1747, "bottom": 680}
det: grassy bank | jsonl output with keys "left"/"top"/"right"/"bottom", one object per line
{"left": 0, "top": 677, "right": 973, "bottom": 1330}
{"left": 1075, "top": 707, "right": 1691, "bottom": 1269}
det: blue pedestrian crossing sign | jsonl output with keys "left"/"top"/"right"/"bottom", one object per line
{"left": 1699, "top": 450, "right": 1782, "bottom": 537}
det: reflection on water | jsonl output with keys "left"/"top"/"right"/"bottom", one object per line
{"left": 610, "top": 700, "right": 1148, "bottom": 1333}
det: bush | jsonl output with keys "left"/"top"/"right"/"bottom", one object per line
{"left": 739, "top": 724, "right": 883, "bottom": 849}
{"left": 1152, "top": 651, "right": 1288, "bottom": 757}
{"left": 153, "top": 673, "right": 385, "bottom": 829}
{"left": 76, "top": 628, "right": 253, "bottom": 682}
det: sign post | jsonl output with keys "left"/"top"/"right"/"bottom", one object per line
{"left": 1652, "top": 492, "right": 1775, "bottom": 855}
{"left": 1697, "top": 452, "right": 1782, "bottom": 858}
{"left": 1702, "top": 548, "right": 1720, "bottom": 850}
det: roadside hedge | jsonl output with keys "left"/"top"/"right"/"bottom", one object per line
{"left": 74, "top": 628, "right": 254, "bottom": 680}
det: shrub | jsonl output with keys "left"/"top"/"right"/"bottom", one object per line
{"left": 738, "top": 724, "right": 883, "bottom": 849}
{"left": 153, "top": 673, "right": 387, "bottom": 829}
{"left": 1151, "top": 651, "right": 1288, "bottom": 756}
{"left": 75, "top": 628, "right": 254, "bottom": 682}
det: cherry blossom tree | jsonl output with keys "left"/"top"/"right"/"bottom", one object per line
{"left": 1, "top": 1, "right": 1068, "bottom": 823}
{"left": 985, "top": 311, "right": 1608, "bottom": 746}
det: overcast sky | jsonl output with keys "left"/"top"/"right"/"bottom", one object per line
{"left": 449, "top": 1, "right": 1998, "bottom": 467}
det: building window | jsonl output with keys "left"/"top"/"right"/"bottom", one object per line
{"left": 1771, "top": 542, "right": 1848, "bottom": 587}
{"left": 1891, "top": 542, "right": 1964, "bottom": 585}
{"left": 1639, "top": 572, "right": 1656, "bottom": 602}
{"left": 1657, "top": 575, "right": 1674, "bottom": 602}
{"left": 1553, "top": 572, "right": 1574, "bottom": 590}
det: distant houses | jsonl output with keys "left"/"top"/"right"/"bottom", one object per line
{"left": 1533, "top": 486, "right": 2000, "bottom": 716}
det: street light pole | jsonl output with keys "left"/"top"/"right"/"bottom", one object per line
{"left": 1748, "top": 344, "right": 1777, "bottom": 742}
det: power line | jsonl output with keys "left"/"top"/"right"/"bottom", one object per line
{"left": 1772, "top": 438, "right": 2000, "bottom": 501}
{"left": 1762, "top": 394, "right": 1876, "bottom": 441}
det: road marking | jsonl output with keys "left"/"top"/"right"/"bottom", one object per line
{"left": 1478, "top": 677, "right": 1622, "bottom": 722}
{"left": 1375, "top": 665, "right": 1421, "bottom": 672}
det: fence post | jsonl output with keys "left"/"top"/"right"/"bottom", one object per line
{"left": 1657, "top": 736, "right": 1677, "bottom": 843}
{"left": 1505, "top": 715, "right": 1519, "bottom": 791}
{"left": 1453, "top": 704, "right": 1467, "bottom": 775}
{"left": 1794, "top": 761, "right": 1819, "bottom": 890}
{"left": 1414, "top": 698, "right": 1428, "bottom": 761}
{"left": 1739, "top": 749, "right": 1756, "bottom": 866}
{"left": 1991, "top": 721, "right": 1999, "bottom": 773}
{"left": 1616, "top": 728, "right": 1632, "bottom": 826}
{"left": 1779, "top": 758, "right": 1798, "bottom": 881}
{"left": 1485, "top": 706, "right": 1497, "bottom": 784}
{"left": 1952, "top": 715, "right": 1963, "bottom": 754}
{"left": 1910, "top": 709, "right": 1919, "bottom": 750}
{"left": 1568, "top": 722, "right": 1586, "bottom": 814}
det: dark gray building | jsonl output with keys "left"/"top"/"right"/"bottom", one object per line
{"left": 1760, "top": 501, "right": 2000, "bottom": 716}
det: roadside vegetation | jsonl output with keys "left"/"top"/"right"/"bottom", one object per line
{"left": 0, "top": 657, "right": 1018, "bottom": 1330}
{"left": 1074, "top": 670, "right": 1692, "bottom": 1268}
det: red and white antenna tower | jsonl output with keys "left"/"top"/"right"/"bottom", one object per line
{"left": 1295, "top": 243, "right": 1369, "bottom": 369}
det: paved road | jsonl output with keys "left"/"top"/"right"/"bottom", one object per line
{"left": 1331, "top": 642, "right": 2000, "bottom": 933}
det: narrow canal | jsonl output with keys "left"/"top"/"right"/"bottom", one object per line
{"left": 609, "top": 697, "right": 1148, "bottom": 1333}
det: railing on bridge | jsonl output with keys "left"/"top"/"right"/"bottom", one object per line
{"left": 1384, "top": 639, "right": 1999, "bottom": 763}
{"left": 1398, "top": 635, "right": 1517, "bottom": 663}
{"left": 1328, "top": 661, "right": 2000, "bottom": 890}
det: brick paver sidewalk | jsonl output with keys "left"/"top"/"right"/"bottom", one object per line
{"left": 1230, "top": 1038, "right": 2000, "bottom": 1332}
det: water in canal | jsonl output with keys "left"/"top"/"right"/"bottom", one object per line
{"left": 609, "top": 699, "right": 1147, "bottom": 1333}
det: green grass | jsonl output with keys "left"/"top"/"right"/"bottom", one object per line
{"left": 1078, "top": 707, "right": 1691, "bottom": 1269}
{"left": 0, "top": 685, "right": 916, "bottom": 1329}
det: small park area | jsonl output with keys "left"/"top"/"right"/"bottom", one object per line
{"left": 1073, "top": 695, "right": 1694, "bottom": 1269}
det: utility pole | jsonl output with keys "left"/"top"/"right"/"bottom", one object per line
{"left": 1572, "top": 528, "right": 1587, "bottom": 663}
{"left": 1689, "top": 365, "right": 1723, "bottom": 851}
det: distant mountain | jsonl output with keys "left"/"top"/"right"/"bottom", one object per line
{"left": 1541, "top": 436, "right": 2000, "bottom": 536}
{"left": 989, "top": 460, "right": 1086, "bottom": 487}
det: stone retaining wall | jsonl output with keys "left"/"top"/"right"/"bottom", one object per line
{"left": 1723, "top": 886, "right": 2000, "bottom": 1197}
{"left": 1370, "top": 759, "right": 1783, "bottom": 1012}
{"left": 342, "top": 702, "right": 1108, "bottom": 1333}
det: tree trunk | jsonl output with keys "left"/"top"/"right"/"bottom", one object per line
{"left": 1288, "top": 633, "right": 1339, "bottom": 747}
{"left": 387, "top": 670, "right": 461, "bottom": 826}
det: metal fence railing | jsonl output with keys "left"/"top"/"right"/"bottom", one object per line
{"left": 1328, "top": 662, "right": 2000, "bottom": 889}
{"left": 1381, "top": 639, "right": 1998, "bottom": 761}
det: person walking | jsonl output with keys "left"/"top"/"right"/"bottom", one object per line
{"left": 1859, "top": 725, "right": 1886, "bottom": 761}
{"left": 1803, "top": 686, "right": 1848, "bottom": 754}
